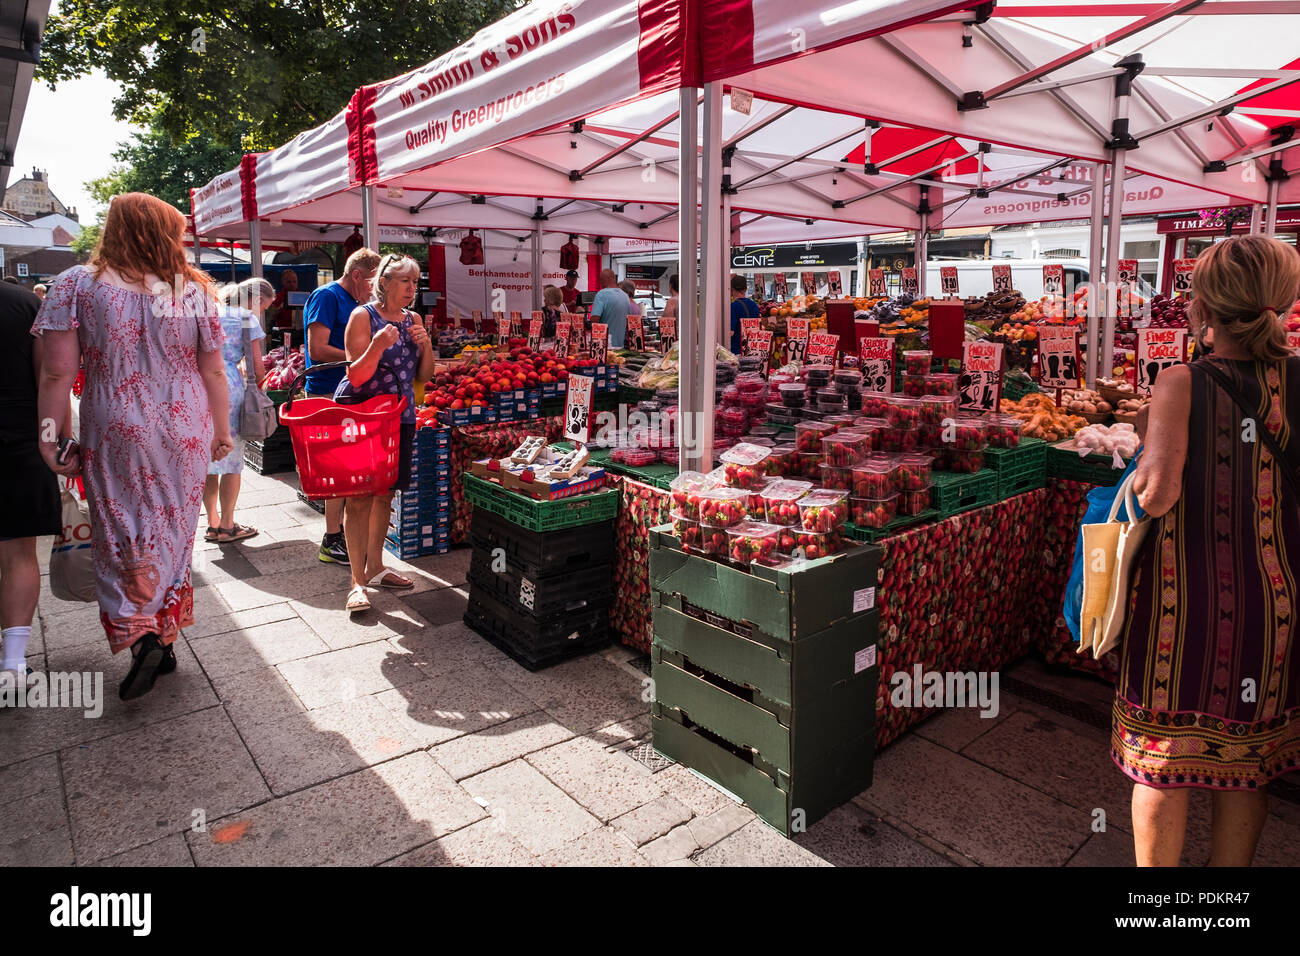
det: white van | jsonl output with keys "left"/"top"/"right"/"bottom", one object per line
{"left": 924, "top": 258, "right": 1090, "bottom": 299}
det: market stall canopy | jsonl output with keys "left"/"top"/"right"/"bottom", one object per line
{"left": 702, "top": 0, "right": 1300, "bottom": 206}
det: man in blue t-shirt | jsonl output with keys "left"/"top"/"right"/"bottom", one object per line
{"left": 304, "top": 247, "right": 379, "bottom": 565}
{"left": 729, "top": 274, "right": 759, "bottom": 354}
{"left": 589, "top": 268, "right": 629, "bottom": 349}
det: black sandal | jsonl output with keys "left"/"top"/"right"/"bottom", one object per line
{"left": 119, "top": 633, "right": 165, "bottom": 701}
{"left": 217, "top": 524, "right": 259, "bottom": 543}
{"left": 204, "top": 527, "right": 220, "bottom": 542}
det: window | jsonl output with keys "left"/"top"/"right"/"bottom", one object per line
{"left": 1123, "top": 240, "right": 1160, "bottom": 260}
{"left": 1042, "top": 248, "right": 1081, "bottom": 259}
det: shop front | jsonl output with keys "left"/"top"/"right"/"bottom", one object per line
{"left": 1157, "top": 208, "right": 1300, "bottom": 294}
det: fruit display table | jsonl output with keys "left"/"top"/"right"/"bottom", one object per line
{"left": 445, "top": 417, "right": 564, "bottom": 544}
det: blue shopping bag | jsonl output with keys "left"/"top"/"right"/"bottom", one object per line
{"left": 1063, "top": 451, "right": 1143, "bottom": 644}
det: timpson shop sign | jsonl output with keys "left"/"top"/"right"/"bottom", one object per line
{"left": 1157, "top": 210, "right": 1300, "bottom": 234}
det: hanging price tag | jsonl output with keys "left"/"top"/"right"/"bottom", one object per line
{"left": 659, "top": 316, "right": 676, "bottom": 354}
{"left": 1042, "top": 264, "right": 1064, "bottom": 296}
{"left": 1172, "top": 258, "right": 1196, "bottom": 296}
{"left": 1288, "top": 330, "right": 1300, "bottom": 355}
{"left": 806, "top": 332, "right": 840, "bottom": 366}
{"left": 626, "top": 314, "right": 644, "bottom": 351}
{"left": 589, "top": 323, "right": 609, "bottom": 363}
{"left": 773, "top": 273, "right": 788, "bottom": 299}
{"left": 827, "top": 271, "right": 844, "bottom": 297}
{"left": 745, "top": 329, "right": 774, "bottom": 375}
{"left": 868, "top": 268, "right": 886, "bottom": 297}
{"left": 527, "top": 317, "right": 543, "bottom": 352}
{"left": 857, "top": 336, "right": 894, "bottom": 393}
{"left": 784, "top": 317, "right": 810, "bottom": 364}
{"left": 1037, "top": 326, "right": 1081, "bottom": 389}
{"left": 554, "top": 321, "right": 570, "bottom": 358}
{"left": 960, "top": 341, "right": 1003, "bottom": 411}
{"left": 492, "top": 310, "right": 507, "bottom": 343}
{"left": 799, "top": 272, "right": 817, "bottom": 295}
{"left": 940, "top": 266, "right": 959, "bottom": 296}
{"left": 739, "top": 316, "right": 760, "bottom": 347}
{"left": 900, "top": 267, "right": 918, "bottom": 296}
{"left": 1117, "top": 259, "right": 1138, "bottom": 288}
{"left": 992, "top": 263, "right": 1012, "bottom": 294}
{"left": 564, "top": 372, "right": 595, "bottom": 444}
{"left": 1135, "top": 328, "right": 1187, "bottom": 395}
{"left": 471, "top": 309, "right": 483, "bottom": 335}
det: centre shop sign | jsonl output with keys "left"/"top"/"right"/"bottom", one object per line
{"left": 731, "top": 243, "right": 858, "bottom": 269}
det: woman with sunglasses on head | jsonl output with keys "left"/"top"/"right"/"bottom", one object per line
{"left": 333, "top": 254, "right": 435, "bottom": 613}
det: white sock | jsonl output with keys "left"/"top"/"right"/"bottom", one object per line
{"left": 2, "top": 626, "right": 31, "bottom": 671}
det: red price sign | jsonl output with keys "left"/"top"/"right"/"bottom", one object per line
{"left": 626, "top": 314, "right": 644, "bottom": 351}
{"left": 773, "top": 274, "right": 788, "bottom": 299}
{"left": 1288, "top": 330, "right": 1300, "bottom": 355}
{"left": 806, "top": 332, "right": 840, "bottom": 365}
{"left": 1037, "top": 325, "right": 1081, "bottom": 389}
{"left": 799, "top": 272, "right": 817, "bottom": 295}
{"left": 1172, "top": 258, "right": 1196, "bottom": 296}
{"left": 745, "top": 329, "right": 774, "bottom": 374}
{"left": 868, "top": 268, "right": 886, "bottom": 297}
{"left": 589, "top": 323, "right": 609, "bottom": 362}
{"left": 1042, "top": 264, "right": 1065, "bottom": 295}
{"left": 960, "top": 341, "right": 1003, "bottom": 411}
{"left": 492, "top": 310, "right": 507, "bottom": 343}
{"left": 1136, "top": 328, "right": 1187, "bottom": 395}
{"left": 659, "top": 316, "right": 676, "bottom": 353}
{"left": 554, "top": 321, "right": 570, "bottom": 358}
{"left": 564, "top": 372, "right": 594, "bottom": 444}
{"left": 857, "top": 336, "right": 893, "bottom": 393}
{"left": 939, "top": 266, "right": 959, "bottom": 296}
{"left": 527, "top": 318, "right": 543, "bottom": 352}
{"left": 470, "top": 309, "right": 483, "bottom": 334}
{"left": 784, "top": 317, "right": 810, "bottom": 364}
{"left": 900, "top": 267, "right": 918, "bottom": 295}
{"left": 827, "top": 271, "right": 844, "bottom": 297}
{"left": 1117, "top": 259, "right": 1138, "bottom": 288}
{"left": 992, "top": 263, "right": 1012, "bottom": 294}
{"left": 739, "top": 316, "right": 761, "bottom": 345}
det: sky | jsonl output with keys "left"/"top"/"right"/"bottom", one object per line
{"left": 10, "top": 70, "right": 142, "bottom": 222}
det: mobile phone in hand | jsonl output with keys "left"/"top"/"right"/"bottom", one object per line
{"left": 56, "top": 437, "right": 79, "bottom": 466}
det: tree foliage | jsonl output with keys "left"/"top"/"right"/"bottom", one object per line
{"left": 39, "top": 0, "right": 522, "bottom": 151}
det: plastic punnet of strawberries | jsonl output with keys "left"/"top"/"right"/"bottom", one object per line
{"left": 798, "top": 489, "right": 849, "bottom": 533}
{"left": 727, "top": 521, "right": 781, "bottom": 566}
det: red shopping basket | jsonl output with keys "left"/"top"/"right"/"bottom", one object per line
{"left": 278, "top": 362, "right": 407, "bottom": 499}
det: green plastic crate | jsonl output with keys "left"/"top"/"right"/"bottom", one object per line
{"left": 1002, "top": 371, "right": 1040, "bottom": 402}
{"left": 843, "top": 508, "right": 937, "bottom": 542}
{"left": 463, "top": 473, "right": 619, "bottom": 532}
{"left": 617, "top": 384, "right": 657, "bottom": 404}
{"left": 930, "top": 469, "right": 999, "bottom": 517}
{"left": 983, "top": 438, "right": 1047, "bottom": 498}
{"left": 555, "top": 442, "right": 680, "bottom": 490}
{"left": 1046, "top": 444, "right": 1129, "bottom": 487}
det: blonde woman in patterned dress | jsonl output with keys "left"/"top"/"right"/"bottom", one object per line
{"left": 33, "top": 193, "right": 231, "bottom": 701}
{"left": 1117, "top": 235, "right": 1300, "bottom": 865}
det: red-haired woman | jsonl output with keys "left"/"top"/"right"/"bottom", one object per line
{"left": 33, "top": 192, "right": 232, "bottom": 701}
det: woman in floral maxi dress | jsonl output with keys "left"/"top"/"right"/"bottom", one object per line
{"left": 33, "top": 193, "right": 232, "bottom": 700}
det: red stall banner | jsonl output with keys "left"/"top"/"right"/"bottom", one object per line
{"left": 1172, "top": 258, "right": 1196, "bottom": 296}
{"left": 1135, "top": 327, "right": 1187, "bottom": 395}
{"left": 823, "top": 299, "right": 856, "bottom": 360}
{"left": 900, "top": 267, "right": 918, "bottom": 296}
{"left": 1037, "top": 325, "right": 1082, "bottom": 390}
{"left": 659, "top": 316, "right": 676, "bottom": 353}
{"left": 929, "top": 300, "right": 967, "bottom": 360}
{"left": 868, "top": 268, "right": 887, "bottom": 297}
{"left": 784, "top": 317, "right": 810, "bottom": 364}
{"left": 857, "top": 336, "right": 893, "bottom": 392}
{"left": 939, "top": 266, "right": 959, "bottom": 296}
{"left": 992, "top": 263, "right": 1012, "bottom": 294}
{"left": 960, "top": 341, "right": 1004, "bottom": 411}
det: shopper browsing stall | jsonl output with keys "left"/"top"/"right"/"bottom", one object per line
{"left": 590, "top": 268, "right": 628, "bottom": 348}
{"left": 305, "top": 247, "right": 381, "bottom": 566}
{"left": 729, "top": 274, "right": 760, "bottom": 354}
{"left": 334, "top": 253, "right": 435, "bottom": 613}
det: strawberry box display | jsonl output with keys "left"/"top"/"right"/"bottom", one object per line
{"left": 948, "top": 449, "right": 985, "bottom": 473}
{"left": 672, "top": 512, "right": 703, "bottom": 552}
{"left": 738, "top": 390, "right": 766, "bottom": 409}
{"left": 879, "top": 427, "right": 920, "bottom": 453}
{"left": 818, "top": 463, "right": 852, "bottom": 491}
{"left": 896, "top": 454, "right": 933, "bottom": 491}
{"left": 919, "top": 395, "right": 958, "bottom": 426}
{"left": 779, "top": 383, "right": 808, "bottom": 407}
{"left": 950, "top": 417, "right": 988, "bottom": 452}
{"left": 851, "top": 494, "right": 898, "bottom": 528}
{"left": 851, "top": 457, "right": 899, "bottom": 498}
{"left": 795, "top": 420, "right": 837, "bottom": 453}
{"left": 834, "top": 369, "right": 863, "bottom": 391}
{"left": 903, "top": 349, "right": 932, "bottom": 376}
{"left": 743, "top": 477, "right": 777, "bottom": 516}
{"left": 760, "top": 479, "right": 812, "bottom": 526}
{"left": 697, "top": 488, "right": 750, "bottom": 528}
{"left": 726, "top": 520, "right": 781, "bottom": 566}
{"left": 860, "top": 391, "right": 891, "bottom": 418}
{"left": 823, "top": 413, "right": 858, "bottom": 428}
{"left": 696, "top": 525, "right": 730, "bottom": 557}
{"left": 669, "top": 471, "right": 715, "bottom": 520}
{"left": 718, "top": 406, "right": 749, "bottom": 436}
{"left": 721, "top": 443, "right": 773, "bottom": 490}
{"left": 798, "top": 452, "right": 824, "bottom": 480}
{"left": 798, "top": 489, "right": 849, "bottom": 533}
{"left": 762, "top": 443, "right": 797, "bottom": 476}
{"left": 790, "top": 529, "right": 843, "bottom": 559}
{"left": 820, "top": 430, "right": 872, "bottom": 467}
{"left": 905, "top": 373, "right": 959, "bottom": 397}
{"left": 735, "top": 374, "right": 766, "bottom": 394}
{"left": 815, "top": 388, "right": 847, "bottom": 412}
{"left": 885, "top": 396, "right": 921, "bottom": 429}
{"left": 898, "top": 487, "right": 932, "bottom": 516}
{"left": 981, "top": 413, "right": 1024, "bottom": 449}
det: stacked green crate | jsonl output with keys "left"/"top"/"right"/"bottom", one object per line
{"left": 982, "top": 437, "right": 1047, "bottom": 498}
{"left": 649, "top": 528, "right": 881, "bottom": 836}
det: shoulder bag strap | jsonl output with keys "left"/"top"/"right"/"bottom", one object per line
{"left": 1196, "top": 359, "right": 1300, "bottom": 502}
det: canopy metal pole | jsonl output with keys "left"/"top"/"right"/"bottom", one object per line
{"left": 248, "top": 219, "right": 263, "bottom": 279}
{"left": 532, "top": 218, "right": 543, "bottom": 313}
{"left": 1087, "top": 162, "right": 1105, "bottom": 388}
{"left": 361, "top": 185, "right": 379, "bottom": 250}
{"left": 1249, "top": 203, "right": 1264, "bottom": 234}
{"left": 697, "top": 81, "right": 724, "bottom": 472}
{"left": 915, "top": 187, "right": 929, "bottom": 298}
{"left": 677, "top": 86, "right": 702, "bottom": 473}
{"left": 1102, "top": 56, "right": 1142, "bottom": 381}
{"left": 1265, "top": 154, "right": 1282, "bottom": 236}
{"left": 856, "top": 237, "right": 869, "bottom": 296}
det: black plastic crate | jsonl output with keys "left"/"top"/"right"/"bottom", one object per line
{"left": 467, "top": 507, "right": 616, "bottom": 579}
{"left": 467, "top": 552, "right": 613, "bottom": 619}
{"left": 463, "top": 588, "right": 610, "bottom": 670}
{"left": 245, "top": 440, "right": 295, "bottom": 475}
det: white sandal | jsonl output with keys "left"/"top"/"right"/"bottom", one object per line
{"left": 346, "top": 585, "right": 371, "bottom": 614}
{"left": 366, "top": 569, "right": 414, "bottom": 590}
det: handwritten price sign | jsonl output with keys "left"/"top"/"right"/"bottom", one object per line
{"left": 1037, "top": 325, "right": 1081, "bottom": 389}
{"left": 960, "top": 341, "right": 1003, "bottom": 411}
{"left": 527, "top": 317, "right": 543, "bottom": 352}
{"left": 1042, "top": 264, "right": 1064, "bottom": 296}
{"left": 554, "top": 321, "right": 570, "bottom": 358}
{"left": 1288, "top": 330, "right": 1300, "bottom": 355}
{"left": 1117, "top": 258, "right": 1138, "bottom": 288}
{"left": 901, "top": 267, "right": 918, "bottom": 295}
{"left": 739, "top": 316, "right": 761, "bottom": 346}
{"left": 773, "top": 274, "right": 788, "bottom": 299}
{"left": 745, "top": 329, "right": 774, "bottom": 374}
{"left": 1136, "top": 327, "right": 1187, "bottom": 395}
{"left": 806, "top": 332, "right": 840, "bottom": 366}
{"left": 564, "top": 372, "right": 594, "bottom": 444}
{"left": 868, "top": 269, "right": 886, "bottom": 297}
{"left": 626, "top": 314, "right": 644, "bottom": 351}
{"left": 492, "top": 310, "right": 507, "bottom": 343}
{"left": 940, "top": 266, "right": 959, "bottom": 296}
{"left": 659, "top": 316, "right": 676, "bottom": 353}
{"left": 992, "top": 263, "right": 1012, "bottom": 294}
{"left": 589, "top": 323, "right": 609, "bottom": 363}
{"left": 1172, "top": 258, "right": 1195, "bottom": 296}
{"left": 857, "top": 336, "right": 894, "bottom": 393}
{"left": 471, "top": 309, "right": 483, "bottom": 335}
{"left": 784, "top": 317, "right": 810, "bottom": 364}
{"left": 799, "top": 272, "right": 817, "bottom": 295}
{"left": 827, "top": 271, "right": 844, "bottom": 297}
